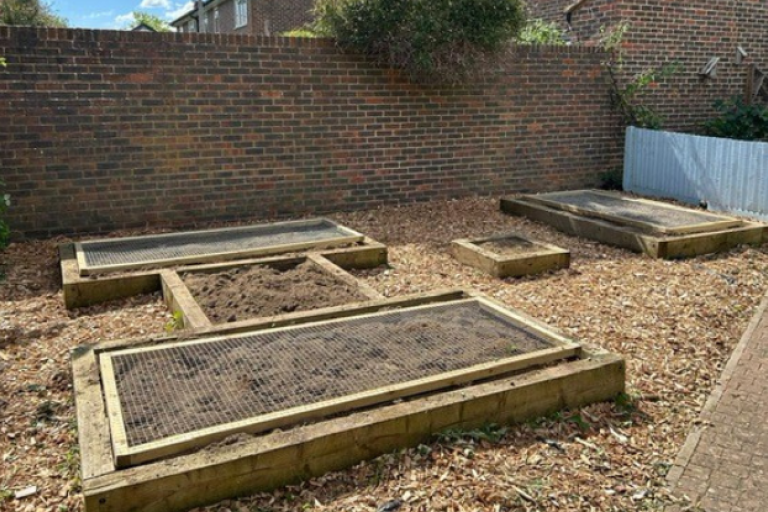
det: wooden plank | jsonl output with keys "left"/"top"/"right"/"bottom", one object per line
{"left": 160, "top": 270, "right": 212, "bottom": 330}
{"left": 658, "top": 222, "right": 767, "bottom": 259}
{"left": 523, "top": 190, "right": 742, "bottom": 235}
{"left": 71, "top": 346, "right": 115, "bottom": 480}
{"left": 320, "top": 239, "right": 388, "bottom": 269}
{"left": 64, "top": 273, "right": 162, "bottom": 310}
{"left": 82, "top": 350, "right": 625, "bottom": 512}
{"left": 307, "top": 253, "right": 383, "bottom": 300}
{"left": 100, "top": 355, "right": 131, "bottom": 469}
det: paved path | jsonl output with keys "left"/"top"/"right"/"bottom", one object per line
{"left": 668, "top": 293, "right": 768, "bottom": 511}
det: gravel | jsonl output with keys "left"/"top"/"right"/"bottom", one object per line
{"left": 2, "top": 196, "right": 767, "bottom": 512}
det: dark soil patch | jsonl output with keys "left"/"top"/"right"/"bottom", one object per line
{"left": 182, "top": 261, "right": 370, "bottom": 323}
{"left": 477, "top": 236, "right": 540, "bottom": 256}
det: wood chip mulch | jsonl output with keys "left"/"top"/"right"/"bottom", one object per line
{"left": 1, "top": 196, "right": 767, "bottom": 512}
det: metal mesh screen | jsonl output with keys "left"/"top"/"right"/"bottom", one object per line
{"left": 539, "top": 191, "right": 734, "bottom": 230}
{"left": 109, "top": 301, "right": 556, "bottom": 447}
{"left": 81, "top": 220, "right": 351, "bottom": 268}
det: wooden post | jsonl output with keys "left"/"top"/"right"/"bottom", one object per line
{"left": 745, "top": 63, "right": 755, "bottom": 105}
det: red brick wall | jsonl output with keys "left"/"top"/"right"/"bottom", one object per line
{"left": 0, "top": 28, "right": 621, "bottom": 237}
{"left": 616, "top": 0, "right": 768, "bottom": 132}
{"left": 527, "top": 0, "right": 768, "bottom": 131}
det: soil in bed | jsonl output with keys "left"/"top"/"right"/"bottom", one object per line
{"left": 182, "top": 261, "right": 370, "bottom": 323}
{"left": 476, "top": 236, "right": 541, "bottom": 256}
{"left": 111, "top": 301, "right": 555, "bottom": 447}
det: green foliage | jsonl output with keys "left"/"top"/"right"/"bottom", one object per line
{"left": 517, "top": 19, "right": 565, "bottom": 45}
{"left": 0, "top": 57, "right": 5, "bottom": 67}
{"left": 125, "top": 11, "right": 172, "bottom": 32}
{"left": 598, "top": 167, "right": 623, "bottom": 191}
{"left": 164, "top": 310, "right": 184, "bottom": 333}
{"left": 0, "top": 180, "right": 10, "bottom": 250}
{"left": 281, "top": 27, "right": 319, "bottom": 38}
{"left": 702, "top": 97, "right": 768, "bottom": 142}
{"left": 314, "top": 0, "right": 526, "bottom": 84}
{"left": 600, "top": 22, "right": 678, "bottom": 129}
{"left": 0, "top": 0, "right": 68, "bottom": 27}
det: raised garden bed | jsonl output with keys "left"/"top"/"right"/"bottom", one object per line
{"left": 73, "top": 289, "right": 624, "bottom": 512}
{"left": 60, "top": 236, "right": 388, "bottom": 310}
{"left": 168, "top": 254, "right": 382, "bottom": 328}
{"left": 75, "top": 218, "right": 364, "bottom": 276}
{"left": 452, "top": 233, "right": 569, "bottom": 278}
{"left": 502, "top": 190, "right": 768, "bottom": 259}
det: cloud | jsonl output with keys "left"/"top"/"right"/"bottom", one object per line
{"left": 114, "top": 12, "right": 135, "bottom": 27}
{"left": 140, "top": 0, "right": 171, "bottom": 8}
{"left": 83, "top": 10, "right": 114, "bottom": 20}
{"left": 165, "top": 1, "right": 194, "bottom": 21}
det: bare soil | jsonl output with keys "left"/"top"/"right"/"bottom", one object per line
{"left": 182, "top": 261, "right": 369, "bottom": 323}
{"left": 476, "top": 236, "right": 541, "bottom": 256}
{"left": 1, "top": 196, "right": 767, "bottom": 512}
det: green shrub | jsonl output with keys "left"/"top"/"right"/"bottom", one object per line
{"left": 314, "top": 0, "right": 526, "bottom": 84}
{"left": 598, "top": 168, "right": 623, "bottom": 191}
{"left": 517, "top": 19, "right": 565, "bottom": 45}
{"left": 281, "top": 27, "right": 319, "bottom": 37}
{"left": 702, "top": 98, "right": 768, "bottom": 142}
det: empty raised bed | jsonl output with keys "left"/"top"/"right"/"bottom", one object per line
{"left": 452, "top": 234, "right": 569, "bottom": 278}
{"left": 75, "top": 218, "right": 364, "bottom": 276}
{"left": 502, "top": 190, "right": 768, "bottom": 259}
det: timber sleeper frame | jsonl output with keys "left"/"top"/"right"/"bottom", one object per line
{"left": 501, "top": 194, "right": 768, "bottom": 259}
{"left": 451, "top": 233, "right": 570, "bottom": 278}
{"left": 75, "top": 218, "right": 365, "bottom": 276}
{"left": 60, "top": 236, "right": 388, "bottom": 310}
{"left": 73, "top": 289, "right": 626, "bottom": 512}
{"left": 523, "top": 189, "right": 744, "bottom": 235}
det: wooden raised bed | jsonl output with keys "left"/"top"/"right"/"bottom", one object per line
{"left": 452, "top": 233, "right": 570, "bottom": 278}
{"left": 60, "top": 237, "right": 388, "bottom": 310}
{"left": 501, "top": 193, "right": 768, "bottom": 259}
{"left": 72, "top": 289, "right": 625, "bottom": 512}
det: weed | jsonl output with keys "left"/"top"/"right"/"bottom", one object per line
{"left": 164, "top": 310, "right": 184, "bottom": 333}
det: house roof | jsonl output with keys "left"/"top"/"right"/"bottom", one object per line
{"left": 131, "top": 22, "right": 158, "bottom": 32}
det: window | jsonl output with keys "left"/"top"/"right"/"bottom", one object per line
{"left": 203, "top": 12, "right": 210, "bottom": 31}
{"left": 213, "top": 8, "right": 220, "bottom": 31}
{"left": 235, "top": 0, "right": 248, "bottom": 28}
{"left": 187, "top": 19, "right": 196, "bottom": 32}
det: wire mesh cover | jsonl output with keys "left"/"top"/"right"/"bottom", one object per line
{"left": 81, "top": 220, "right": 351, "bottom": 268}
{"left": 539, "top": 191, "right": 734, "bottom": 230}
{"left": 110, "top": 301, "right": 556, "bottom": 447}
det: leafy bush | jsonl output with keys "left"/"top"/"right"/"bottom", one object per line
{"left": 598, "top": 168, "right": 623, "bottom": 191}
{"left": 281, "top": 27, "right": 319, "bottom": 38}
{"left": 517, "top": 19, "right": 565, "bottom": 45}
{"left": 314, "top": 0, "right": 526, "bottom": 84}
{"left": 702, "top": 98, "right": 768, "bottom": 142}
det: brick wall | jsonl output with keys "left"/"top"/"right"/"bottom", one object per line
{"left": 527, "top": 0, "right": 768, "bottom": 131}
{"left": 0, "top": 28, "right": 621, "bottom": 237}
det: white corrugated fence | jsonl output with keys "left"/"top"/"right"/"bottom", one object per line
{"left": 623, "top": 126, "right": 768, "bottom": 221}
